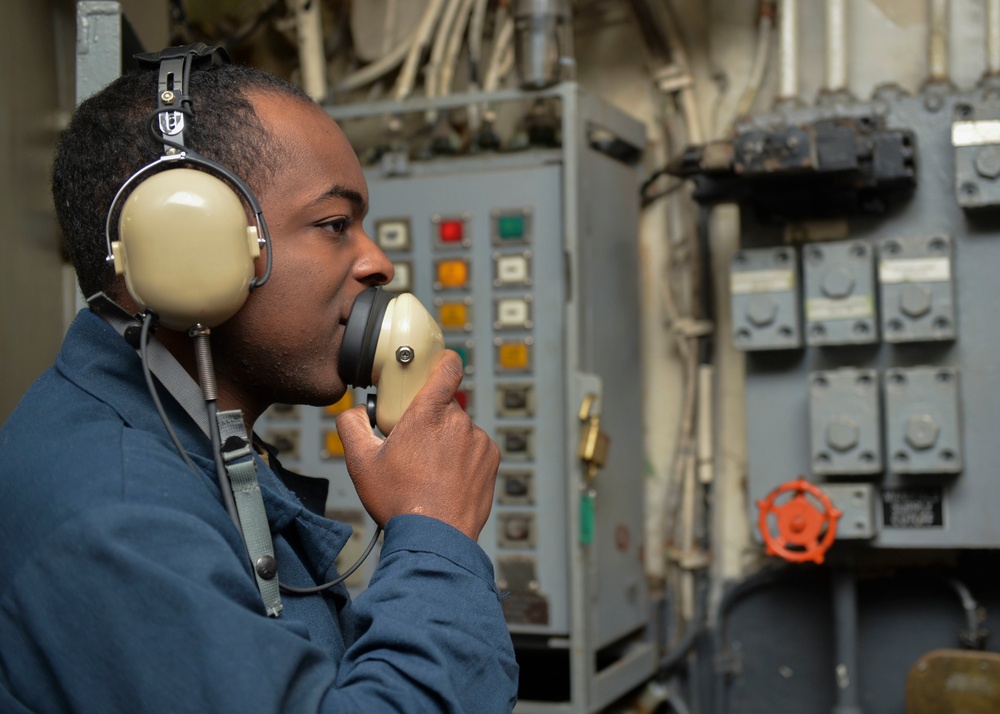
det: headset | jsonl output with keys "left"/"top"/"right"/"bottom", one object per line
{"left": 104, "top": 43, "right": 272, "bottom": 331}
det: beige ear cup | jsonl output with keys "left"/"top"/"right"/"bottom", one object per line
{"left": 111, "top": 168, "right": 261, "bottom": 331}
{"left": 370, "top": 293, "right": 446, "bottom": 434}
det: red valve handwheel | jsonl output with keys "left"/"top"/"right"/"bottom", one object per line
{"left": 756, "top": 477, "right": 842, "bottom": 564}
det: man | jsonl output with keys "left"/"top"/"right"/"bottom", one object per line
{"left": 0, "top": 51, "right": 518, "bottom": 712}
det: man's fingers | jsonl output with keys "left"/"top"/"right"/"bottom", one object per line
{"left": 336, "top": 404, "right": 383, "bottom": 457}
{"left": 414, "top": 350, "right": 465, "bottom": 408}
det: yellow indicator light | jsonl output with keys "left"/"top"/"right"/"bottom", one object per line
{"left": 323, "top": 430, "right": 346, "bottom": 459}
{"left": 437, "top": 260, "right": 469, "bottom": 288}
{"left": 439, "top": 302, "right": 469, "bottom": 329}
{"left": 498, "top": 342, "right": 530, "bottom": 370}
{"left": 324, "top": 392, "right": 354, "bottom": 417}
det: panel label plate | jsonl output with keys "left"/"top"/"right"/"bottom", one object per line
{"left": 731, "top": 269, "right": 795, "bottom": 295}
{"left": 879, "top": 257, "right": 951, "bottom": 284}
{"left": 806, "top": 295, "right": 874, "bottom": 321}
{"left": 881, "top": 488, "right": 944, "bottom": 528}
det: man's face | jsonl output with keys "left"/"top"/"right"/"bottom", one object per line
{"left": 211, "top": 90, "right": 393, "bottom": 413}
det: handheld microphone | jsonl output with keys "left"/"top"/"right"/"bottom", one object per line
{"left": 339, "top": 287, "right": 446, "bottom": 434}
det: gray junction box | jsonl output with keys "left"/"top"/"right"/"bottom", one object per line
{"left": 734, "top": 91, "right": 1000, "bottom": 550}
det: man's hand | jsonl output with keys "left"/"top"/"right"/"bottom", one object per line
{"left": 336, "top": 350, "right": 500, "bottom": 541}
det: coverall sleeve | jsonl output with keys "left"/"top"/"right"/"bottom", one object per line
{"left": 330, "top": 515, "right": 519, "bottom": 713}
{"left": 0, "top": 508, "right": 517, "bottom": 714}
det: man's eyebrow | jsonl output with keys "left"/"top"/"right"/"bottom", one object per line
{"left": 309, "top": 184, "right": 368, "bottom": 216}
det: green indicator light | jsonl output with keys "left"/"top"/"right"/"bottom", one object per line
{"left": 580, "top": 491, "right": 595, "bottom": 545}
{"left": 450, "top": 345, "right": 469, "bottom": 368}
{"left": 497, "top": 215, "right": 525, "bottom": 239}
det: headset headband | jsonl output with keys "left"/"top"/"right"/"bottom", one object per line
{"left": 134, "top": 44, "right": 231, "bottom": 154}
{"left": 104, "top": 43, "right": 272, "bottom": 291}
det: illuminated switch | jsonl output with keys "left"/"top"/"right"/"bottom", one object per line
{"left": 376, "top": 219, "right": 410, "bottom": 250}
{"left": 322, "top": 430, "right": 345, "bottom": 459}
{"left": 439, "top": 302, "right": 470, "bottom": 330}
{"left": 498, "top": 426, "right": 533, "bottom": 460}
{"left": 386, "top": 261, "right": 412, "bottom": 292}
{"left": 448, "top": 343, "right": 474, "bottom": 374}
{"left": 496, "top": 384, "right": 534, "bottom": 417}
{"left": 495, "top": 254, "right": 530, "bottom": 285}
{"left": 436, "top": 259, "right": 469, "bottom": 289}
{"left": 324, "top": 392, "right": 354, "bottom": 417}
{"left": 497, "top": 341, "right": 531, "bottom": 371}
{"left": 437, "top": 218, "right": 465, "bottom": 244}
{"left": 502, "top": 471, "right": 533, "bottom": 501}
{"left": 498, "top": 513, "right": 535, "bottom": 548}
{"left": 455, "top": 388, "right": 475, "bottom": 414}
{"left": 495, "top": 212, "right": 528, "bottom": 241}
{"left": 495, "top": 298, "right": 532, "bottom": 329}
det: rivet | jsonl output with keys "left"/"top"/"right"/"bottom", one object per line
{"left": 255, "top": 555, "right": 277, "bottom": 580}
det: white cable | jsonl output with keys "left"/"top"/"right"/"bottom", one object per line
{"left": 484, "top": 15, "right": 515, "bottom": 92}
{"left": 336, "top": 27, "right": 418, "bottom": 93}
{"left": 928, "top": 0, "right": 950, "bottom": 81}
{"left": 441, "top": 0, "right": 475, "bottom": 96}
{"left": 496, "top": 39, "right": 516, "bottom": 84}
{"left": 660, "top": 0, "right": 705, "bottom": 144}
{"left": 426, "top": 0, "right": 464, "bottom": 100}
{"left": 394, "top": 0, "right": 447, "bottom": 101}
{"left": 468, "top": 0, "right": 489, "bottom": 81}
{"left": 734, "top": 12, "right": 773, "bottom": 119}
{"left": 989, "top": 0, "right": 1000, "bottom": 75}
{"left": 778, "top": 0, "right": 799, "bottom": 100}
{"left": 824, "top": 0, "right": 848, "bottom": 91}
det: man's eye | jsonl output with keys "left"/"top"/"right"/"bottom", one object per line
{"left": 320, "top": 217, "right": 351, "bottom": 235}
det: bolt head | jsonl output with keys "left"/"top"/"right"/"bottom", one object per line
{"left": 827, "top": 418, "right": 860, "bottom": 452}
{"left": 395, "top": 345, "right": 415, "bottom": 364}
{"left": 161, "top": 90, "right": 176, "bottom": 105}
{"left": 746, "top": 294, "right": 778, "bottom": 327}
{"left": 975, "top": 145, "right": 1000, "bottom": 179}
{"left": 905, "top": 414, "right": 940, "bottom": 450}
{"left": 821, "top": 267, "right": 856, "bottom": 298}
{"left": 899, "top": 284, "right": 932, "bottom": 318}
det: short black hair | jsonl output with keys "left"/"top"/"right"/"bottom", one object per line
{"left": 52, "top": 62, "right": 313, "bottom": 301}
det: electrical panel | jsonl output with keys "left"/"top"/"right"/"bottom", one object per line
{"left": 255, "top": 85, "right": 654, "bottom": 712}
{"left": 681, "top": 87, "right": 1000, "bottom": 551}
{"left": 733, "top": 92, "right": 990, "bottom": 550}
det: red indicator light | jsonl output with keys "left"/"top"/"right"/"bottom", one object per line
{"left": 439, "top": 220, "right": 464, "bottom": 243}
{"left": 455, "top": 390, "right": 469, "bottom": 411}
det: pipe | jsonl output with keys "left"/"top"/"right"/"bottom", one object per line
{"left": 734, "top": 3, "right": 775, "bottom": 119}
{"left": 928, "top": 0, "right": 950, "bottom": 82}
{"left": 294, "top": 0, "right": 327, "bottom": 102}
{"left": 513, "top": 0, "right": 573, "bottom": 90}
{"left": 831, "top": 569, "right": 863, "bottom": 714}
{"left": 988, "top": 0, "right": 1000, "bottom": 75}
{"left": 778, "top": 0, "right": 800, "bottom": 100}
{"left": 825, "top": 0, "right": 848, "bottom": 91}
